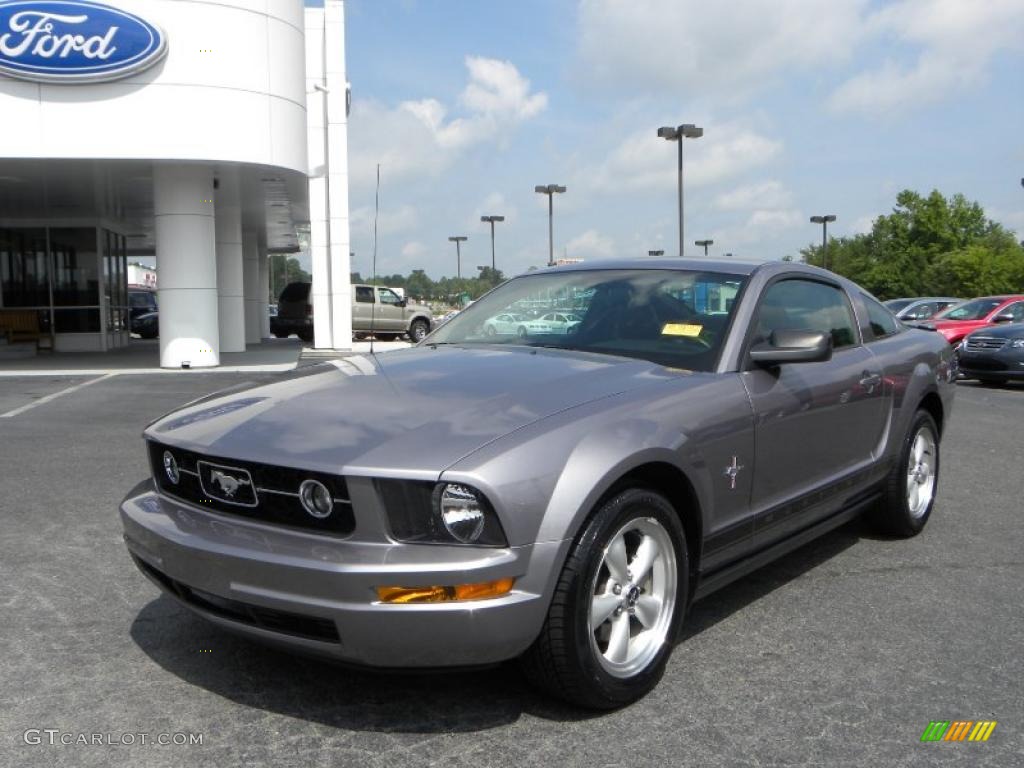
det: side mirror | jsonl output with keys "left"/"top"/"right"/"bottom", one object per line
{"left": 993, "top": 312, "right": 1015, "bottom": 323}
{"left": 750, "top": 329, "right": 833, "bottom": 365}
{"left": 396, "top": 298, "right": 408, "bottom": 308}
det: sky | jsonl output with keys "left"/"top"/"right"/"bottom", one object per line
{"left": 335, "top": 0, "right": 1024, "bottom": 281}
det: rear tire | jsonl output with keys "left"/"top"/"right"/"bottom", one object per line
{"left": 297, "top": 330, "right": 313, "bottom": 342}
{"left": 869, "top": 409, "right": 940, "bottom": 537}
{"left": 273, "top": 332, "right": 289, "bottom": 339}
{"left": 521, "top": 488, "right": 688, "bottom": 709}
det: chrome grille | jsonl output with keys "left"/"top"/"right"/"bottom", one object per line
{"left": 148, "top": 441, "right": 355, "bottom": 536}
{"left": 963, "top": 336, "right": 1006, "bottom": 352}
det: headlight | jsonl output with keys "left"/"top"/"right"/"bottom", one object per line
{"left": 376, "top": 479, "right": 507, "bottom": 546}
{"left": 1010, "top": 338, "right": 1024, "bottom": 349}
{"left": 438, "top": 484, "right": 486, "bottom": 543}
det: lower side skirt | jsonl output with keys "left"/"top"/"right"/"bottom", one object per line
{"left": 692, "top": 493, "right": 880, "bottom": 601}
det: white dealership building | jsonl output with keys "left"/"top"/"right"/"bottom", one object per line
{"left": 0, "top": 0, "right": 353, "bottom": 366}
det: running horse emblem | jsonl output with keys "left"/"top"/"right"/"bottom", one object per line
{"left": 210, "top": 469, "right": 251, "bottom": 498}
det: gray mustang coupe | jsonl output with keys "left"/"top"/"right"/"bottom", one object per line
{"left": 121, "top": 259, "right": 955, "bottom": 708}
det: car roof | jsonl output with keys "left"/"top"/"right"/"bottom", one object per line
{"left": 522, "top": 257, "right": 778, "bottom": 277}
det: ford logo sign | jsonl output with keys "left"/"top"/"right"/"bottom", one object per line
{"left": 0, "top": 0, "right": 166, "bottom": 83}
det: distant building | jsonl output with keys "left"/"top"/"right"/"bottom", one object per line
{"left": 128, "top": 264, "right": 158, "bottom": 291}
{"left": 0, "top": 0, "right": 353, "bottom": 363}
{"left": 555, "top": 258, "right": 584, "bottom": 266}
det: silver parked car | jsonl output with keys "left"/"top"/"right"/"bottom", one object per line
{"left": 121, "top": 260, "right": 955, "bottom": 708}
{"left": 883, "top": 296, "right": 962, "bottom": 322}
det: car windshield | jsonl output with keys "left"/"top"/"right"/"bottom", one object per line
{"left": 427, "top": 268, "right": 747, "bottom": 371}
{"left": 936, "top": 298, "right": 1002, "bottom": 321}
{"left": 884, "top": 299, "right": 914, "bottom": 312}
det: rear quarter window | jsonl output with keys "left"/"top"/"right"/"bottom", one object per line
{"left": 861, "top": 293, "right": 902, "bottom": 341}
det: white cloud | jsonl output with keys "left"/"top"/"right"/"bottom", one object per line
{"left": 350, "top": 204, "right": 418, "bottom": 237}
{"left": 830, "top": 0, "right": 1024, "bottom": 113}
{"left": 565, "top": 229, "right": 616, "bottom": 258}
{"left": 349, "top": 56, "right": 547, "bottom": 188}
{"left": 851, "top": 215, "right": 876, "bottom": 235}
{"left": 576, "top": 0, "right": 866, "bottom": 97}
{"left": 713, "top": 180, "right": 791, "bottom": 212}
{"left": 589, "top": 123, "right": 783, "bottom": 193}
{"left": 401, "top": 241, "right": 428, "bottom": 259}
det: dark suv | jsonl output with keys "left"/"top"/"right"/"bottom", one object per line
{"left": 270, "top": 282, "right": 314, "bottom": 342}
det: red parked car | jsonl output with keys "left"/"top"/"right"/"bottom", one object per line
{"left": 930, "top": 295, "right": 1024, "bottom": 345}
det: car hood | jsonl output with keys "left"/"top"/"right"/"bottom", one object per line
{"left": 145, "top": 345, "right": 678, "bottom": 477}
{"left": 963, "top": 322, "right": 1024, "bottom": 340}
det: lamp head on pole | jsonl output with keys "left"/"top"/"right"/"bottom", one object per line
{"left": 534, "top": 184, "right": 566, "bottom": 195}
{"left": 657, "top": 124, "right": 703, "bottom": 141}
{"left": 480, "top": 215, "right": 505, "bottom": 223}
{"left": 448, "top": 235, "right": 467, "bottom": 244}
{"left": 810, "top": 215, "right": 837, "bottom": 224}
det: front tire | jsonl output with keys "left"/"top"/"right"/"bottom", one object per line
{"left": 408, "top": 319, "right": 429, "bottom": 342}
{"left": 869, "top": 409, "right": 940, "bottom": 537}
{"left": 521, "top": 488, "right": 688, "bottom": 709}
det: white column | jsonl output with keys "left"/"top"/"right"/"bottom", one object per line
{"left": 242, "top": 230, "right": 261, "bottom": 345}
{"left": 258, "top": 249, "right": 271, "bottom": 339}
{"left": 306, "top": 0, "right": 352, "bottom": 351}
{"left": 325, "top": 0, "right": 353, "bottom": 349}
{"left": 215, "top": 169, "right": 246, "bottom": 352}
{"left": 154, "top": 164, "right": 219, "bottom": 368}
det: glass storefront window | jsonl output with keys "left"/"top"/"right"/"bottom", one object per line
{"left": 0, "top": 226, "right": 128, "bottom": 341}
{"left": 50, "top": 228, "right": 99, "bottom": 307}
{"left": 0, "top": 228, "right": 49, "bottom": 307}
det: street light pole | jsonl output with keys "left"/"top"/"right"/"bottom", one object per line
{"left": 657, "top": 123, "right": 703, "bottom": 257}
{"left": 809, "top": 215, "right": 837, "bottom": 270}
{"left": 534, "top": 184, "right": 566, "bottom": 266}
{"left": 448, "top": 236, "right": 467, "bottom": 279}
{"left": 695, "top": 239, "right": 713, "bottom": 256}
{"left": 480, "top": 215, "right": 505, "bottom": 271}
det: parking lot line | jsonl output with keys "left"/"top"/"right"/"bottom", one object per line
{"left": 0, "top": 373, "right": 118, "bottom": 419}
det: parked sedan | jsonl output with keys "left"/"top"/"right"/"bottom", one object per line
{"left": 958, "top": 323, "right": 1024, "bottom": 385}
{"left": 483, "top": 312, "right": 528, "bottom": 336}
{"left": 517, "top": 311, "right": 582, "bottom": 336}
{"left": 883, "top": 297, "right": 962, "bottom": 321}
{"left": 131, "top": 310, "right": 159, "bottom": 339}
{"left": 121, "top": 260, "right": 954, "bottom": 709}
{"left": 930, "top": 295, "right": 1024, "bottom": 345}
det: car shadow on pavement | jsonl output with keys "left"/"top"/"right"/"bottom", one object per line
{"left": 129, "top": 518, "right": 869, "bottom": 731}
{"left": 679, "top": 518, "right": 865, "bottom": 642}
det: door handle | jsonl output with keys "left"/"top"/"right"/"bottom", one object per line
{"left": 859, "top": 372, "right": 882, "bottom": 392}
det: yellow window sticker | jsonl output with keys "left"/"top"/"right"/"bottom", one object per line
{"left": 662, "top": 323, "right": 703, "bottom": 337}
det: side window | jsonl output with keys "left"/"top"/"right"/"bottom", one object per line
{"left": 355, "top": 286, "right": 374, "bottom": 304}
{"left": 1009, "top": 302, "right": 1024, "bottom": 322}
{"left": 378, "top": 288, "right": 401, "bottom": 305}
{"left": 861, "top": 293, "right": 902, "bottom": 340}
{"left": 906, "top": 302, "right": 934, "bottom": 320}
{"left": 754, "top": 279, "right": 859, "bottom": 349}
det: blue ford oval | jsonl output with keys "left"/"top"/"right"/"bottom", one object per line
{"left": 0, "top": 0, "right": 166, "bottom": 83}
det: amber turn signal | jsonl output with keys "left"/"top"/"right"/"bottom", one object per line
{"left": 376, "top": 577, "right": 514, "bottom": 604}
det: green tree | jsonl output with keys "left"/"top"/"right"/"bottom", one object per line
{"left": 799, "top": 189, "right": 1024, "bottom": 298}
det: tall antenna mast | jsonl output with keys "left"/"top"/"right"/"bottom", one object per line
{"left": 369, "top": 163, "right": 380, "bottom": 356}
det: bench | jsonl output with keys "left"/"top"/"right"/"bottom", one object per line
{"left": 0, "top": 309, "right": 54, "bottom": 352}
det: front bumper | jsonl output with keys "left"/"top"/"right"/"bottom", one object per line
{"left": 958, "top": 350, "right": 1024, "bottom": 380}
{"left": 121, "top": 490, "right": 563, "bottom": 667}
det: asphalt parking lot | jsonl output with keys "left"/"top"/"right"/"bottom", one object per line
{"left": 0, "top": 371, "right": 1021, "bottom": 767}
